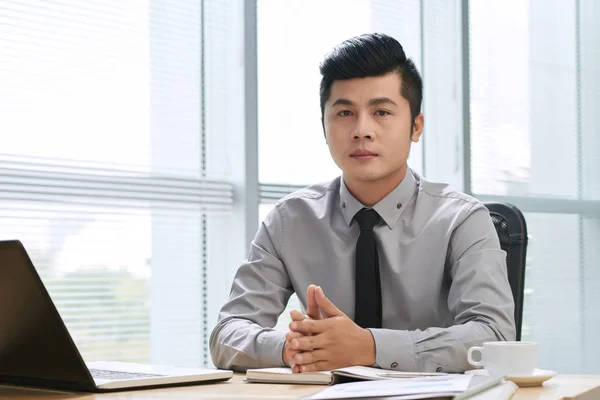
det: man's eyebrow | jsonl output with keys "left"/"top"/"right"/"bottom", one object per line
{"left": 331, "top": 98, "right": 354, "bottom": 107}
{"left": 330, "top": 97, "right": 398, "bottom": 107}
{"left": 368, "top": 97, "right": 397, "bottom": 106}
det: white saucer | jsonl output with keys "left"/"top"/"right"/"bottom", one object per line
{"left": 465, "top": 368, "right": 558, "bottom": 387}
{"left": 505, "top": 369, "right": 558, "bottom": 387}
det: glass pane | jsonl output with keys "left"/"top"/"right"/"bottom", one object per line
{"left": 0, "top": 202, "right": 205, "bottom": 366}
{"left": 580, "top": 0, "right": 600, "bottom": 200}
{"left": 582, "top": 215, "right": 600, "bottom": 373}
{"left": 421, "top": 0, "right": 466, "bottom": 190}
{"left": 521, "top": 212, "right": 600, "bottom": 374}
{"left": 0, "top": 0, "right": 218, "bottom": 368}
{"left": 469, "top": 0, "right": 579, "bottom": 198}
{"left": 257, "top": 0, "right": 422, "bottom": 185}
{"left": 0, "top": 0, "right": 202, "bottom": 175}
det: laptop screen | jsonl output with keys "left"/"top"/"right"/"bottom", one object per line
{"left": 0, "top": 240, "right": 95, "bottom": 390}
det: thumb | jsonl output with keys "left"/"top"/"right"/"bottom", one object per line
{"left": 306, "top": 284, "right": 323, "bottom": 320}
{"left": 315, "top": 286, "right": 343, "bottom": 318}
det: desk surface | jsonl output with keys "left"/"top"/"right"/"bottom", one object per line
{"left": 1, "top": 373, "right": 599, "bottom": 400}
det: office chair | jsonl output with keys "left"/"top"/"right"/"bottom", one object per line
{"left": 484, "top": 202, "right": 528, "bottom": 341}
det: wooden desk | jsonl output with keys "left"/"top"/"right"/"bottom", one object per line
{"left": 1, "top": 373, "right": 599, "bottom": 400}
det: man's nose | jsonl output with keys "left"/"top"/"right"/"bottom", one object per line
{"left": 351, "top": 116, "right": 376, "bottom": 141}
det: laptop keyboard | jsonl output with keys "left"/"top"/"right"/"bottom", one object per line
{"left": 89, "top": 368, "right": 165, "bottom": 381}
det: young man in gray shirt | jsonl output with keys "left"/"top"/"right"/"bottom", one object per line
{"left": 210, "top": 33, "right": 515, "bottom": 373}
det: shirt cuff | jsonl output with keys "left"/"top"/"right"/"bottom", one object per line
{"left": 257, "top": 330, "right": 287, "bottom": 367}
{"left": 368, "top": 328, "right": 417, "bottom": 371}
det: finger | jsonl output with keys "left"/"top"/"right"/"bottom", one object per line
{"left": 285, "top": 346, "right": 299, "bottom": 362}
{"left": 292, "top": 364, "right": 301, "bottom": 373}
{"left": 315, "top": 286, "right": 343, "bottom": 318}
{"left": 285, "top": 331, "right": 304, "bottom": 343}
{"left": 290, "top": 309, "right": 308, "bottom": 322}
{"left": 290, "top": 334, "right": 326, "bottom": 352}
{"left": 306, "top": 285, "right": 323, "bottom": 320}
{"left": 290, "top": 310, "right": 317, "bottom": 338}
{"left": 293, "top": 349, "right": 328, "bottom": 365}
{"left": 299, "top": 361, "right": 329, "bottom": 373}
{"left": 290, "top": 318, "right": 327, "bottom": 335}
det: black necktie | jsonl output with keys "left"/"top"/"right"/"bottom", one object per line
{"left": 353, "top": 208, "right": 382, "bottom": 328}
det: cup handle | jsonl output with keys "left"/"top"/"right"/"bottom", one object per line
{"left": 467, "top": 346, "right": 485, "bottom": 368}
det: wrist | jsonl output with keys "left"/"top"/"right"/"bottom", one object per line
{"left": 281, "top": 341, "right": 290, "bottom": 367}
{"left": 282, "top": 341, "right": 291, "bottom": 367}
{"left": 360, "top": 328, "right": 377, "bottom": 366}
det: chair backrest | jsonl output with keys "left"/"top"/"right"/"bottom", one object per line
{"left": 483, "top": 202, "right": 528, "bottom": 341}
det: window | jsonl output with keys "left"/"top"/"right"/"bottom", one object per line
{"left": 469, "top": 0, "right": 600, "bottom": 373}
{"left": 0, "top": 0, "right": 239, "bottom": 367}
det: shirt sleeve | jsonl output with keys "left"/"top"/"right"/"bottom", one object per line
{"left": 209, "top": 205, "right": 293, "bottom": 371}
{"left": 369, "top": 203, "right": 516, "bottom": 373}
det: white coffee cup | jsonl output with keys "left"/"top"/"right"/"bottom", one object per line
{"left": 467, "top": 341, "right": 538, "bottom": 377}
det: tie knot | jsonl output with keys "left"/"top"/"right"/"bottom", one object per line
{"left": 355, "top": 208, "right": 379, "bottom": 231}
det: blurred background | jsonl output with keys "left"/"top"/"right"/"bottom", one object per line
{"left": 0, "top": 0, "right": 598, "bottom": 374}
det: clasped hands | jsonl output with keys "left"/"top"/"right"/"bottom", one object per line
{"left": 282, "top": 284, "right": 376, "bottom": 373}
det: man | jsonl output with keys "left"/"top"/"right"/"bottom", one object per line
{"left": 210, "top": 33, "right": 515, "bottom": 373}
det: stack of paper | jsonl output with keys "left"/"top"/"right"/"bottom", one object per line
{"left": 300, "top": 374, "right": 509, "bottom": 400}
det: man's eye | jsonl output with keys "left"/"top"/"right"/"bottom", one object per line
{"left": 375, "top": 110, "right": 390, "bottom": 116}
{"left": 338, "top": 110, "right": 353, "bottom": 117}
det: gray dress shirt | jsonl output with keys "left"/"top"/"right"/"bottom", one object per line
{"left": 210, "top": 169, "right": 515, "bottom": 372}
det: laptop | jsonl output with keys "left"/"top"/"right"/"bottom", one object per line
{"left": 0, "top": 240, "right": 233, "bottom": 392}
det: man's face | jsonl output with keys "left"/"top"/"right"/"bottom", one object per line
{"left": 323, "top": 72, "right": 423, "bottom": 187}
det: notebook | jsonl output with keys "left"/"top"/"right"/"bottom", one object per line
{"left": 245, "top": 366, "right": 448, "bottom": 385}
{"left": 0, "top": 240, "right": 233, "bottom": 392}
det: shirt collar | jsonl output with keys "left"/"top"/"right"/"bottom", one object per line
{"left": 339, "top": 168, "right": 418, "bottom": 229}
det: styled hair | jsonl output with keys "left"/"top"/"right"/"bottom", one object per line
{"left": 319, "top": 33, "right": 423, "bottom": 129}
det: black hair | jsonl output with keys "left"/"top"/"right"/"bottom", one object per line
{"left": 319, "top": 33, "right": 423, "bottom": 130}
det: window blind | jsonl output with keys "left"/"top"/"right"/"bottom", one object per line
{"left": 0, "top": 0, "right": 234, "bottom": 367}
{"left": 0, "top": 156, "right": 233, "bottom": 364}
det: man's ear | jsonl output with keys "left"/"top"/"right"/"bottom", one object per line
{"left": 411, "top": 113, "right": 424, "bottom": 143}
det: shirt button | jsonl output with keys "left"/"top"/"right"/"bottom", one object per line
{"left": 342, "top": 202, "right": 346, "bottom": 208}
{"left": 396, "top": 203, "right": 402, "bottom": 209}
{"left": 390, "top": 362, "right": 398, "bottom": 369}
{"left": 436, "top": 367, "right": 443, "bottom": 372}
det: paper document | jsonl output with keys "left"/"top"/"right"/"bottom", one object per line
{"left": 305, "top": 374, "right": 473, "bottom": 399}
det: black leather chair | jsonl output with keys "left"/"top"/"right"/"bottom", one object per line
{"left": 484, "top": 202, "right": 528, "bottom": 341}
